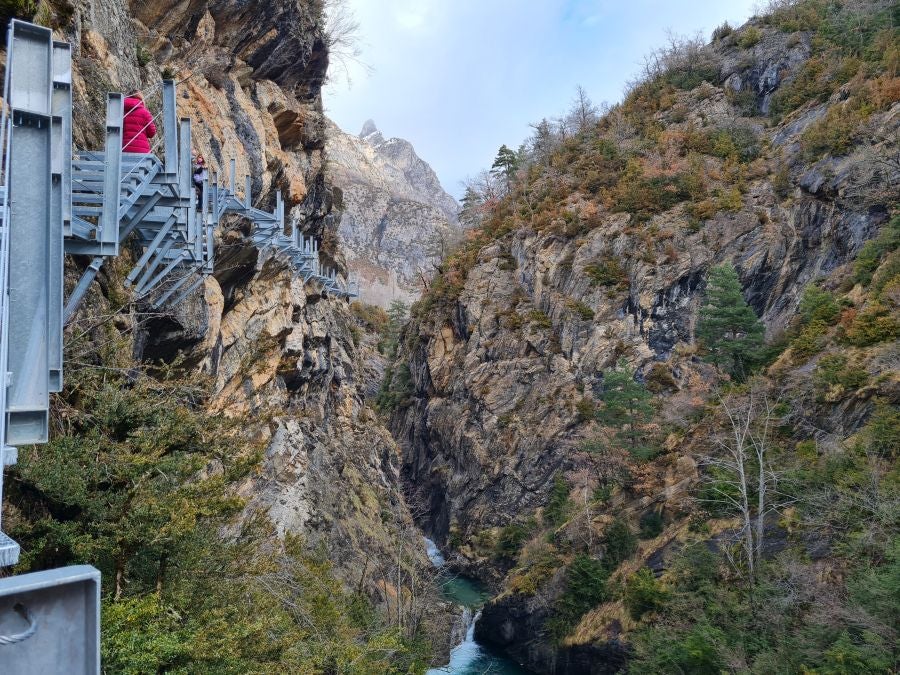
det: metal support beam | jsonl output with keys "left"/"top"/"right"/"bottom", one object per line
{"left": 136, "top": 251, "right": 187, "bottom": 298}
{"left": 49, "top": 41, "right": 71, "bottom": 393}
{"left": 119, "top": 192, "right": 162, "bottom": 242}
{"left": 124, "top": 214, "right": 176, "bottom": 287}
{"left": 168, "top": 275, "right": 205, "bottom": 308}
{"left": 5, "top": 20, "right": 54, "bottom": 446}
{"left": 152, "top": 271, "right": 195, "bottom": 308}
{"left": 162, "top": 80, "right": 177, "bottom": 175}
{"left": 133, "top": 237, "right": 176, "bottom": 295}
{"left": 63, "top": 257, "right": 104, "bottom": 324}
{"left": 99, "top": 94, "right": 122, "bottom": 256}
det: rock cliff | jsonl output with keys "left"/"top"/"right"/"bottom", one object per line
{"left": 326, "top": 119, "right": 461, "bottom": 307}
{"left": 388, "top": 6, "right": 898, "bottom": 672}
{"left": 31, "top": 0, "right": 432, "bottom": 623}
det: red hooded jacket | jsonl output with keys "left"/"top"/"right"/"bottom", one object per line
{"left": 122, "top": 96, "right": 156, "bottom": 153}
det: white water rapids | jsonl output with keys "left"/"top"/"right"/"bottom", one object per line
{"left": 423, "top": 537, "right": 527, "bottom": 675}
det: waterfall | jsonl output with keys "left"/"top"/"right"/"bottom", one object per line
{"left": 427, "top": 608, "right": 483, "bottom": 675}
{"left": 424, "top": 536, "right": 446, "bottom": 567}
{"left": 423, "top": 537, "right": 524, "bottom": 674}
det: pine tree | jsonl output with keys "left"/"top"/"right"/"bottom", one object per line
{"left": 491, "top": 144, "right": 520, "bottom": 192}
{"left": 696, "top": 263, "right": 765, "bottom": 380}
{"left": 596, "top": 361, "right": 656, "bottom": 460}
{"left": 460, "top": 186, "right": 484, "bottom": 227}
{"left": 383, "top": 299, "right": 409, "bottom": 358}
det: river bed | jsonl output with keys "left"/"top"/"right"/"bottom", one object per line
{"left": 425, "top": 539, "right": 528, "bottom": 675}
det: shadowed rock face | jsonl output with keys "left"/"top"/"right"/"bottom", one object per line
{"left": 327, "top": 119, "right": 462, "bottom": 308}
{"left": 59, "top": 0, "right": 427, "bottom": 603}
{"left": 128, "top": 0, "right": 328, "bottom": 98}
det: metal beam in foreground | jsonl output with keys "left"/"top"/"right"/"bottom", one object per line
{"left": 5, "top": 20, "right": 53, "bottom": 446}
{"left": 0, "top": 566, "right": 101, "bottom": 674}
{"left": 49, "top": 40, "right": 72, "bottom": 393}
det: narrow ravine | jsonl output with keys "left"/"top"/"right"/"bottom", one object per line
{"left": 424, "top": 539, "right": 528, "bottom": 675}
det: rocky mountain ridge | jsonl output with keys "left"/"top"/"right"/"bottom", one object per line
{"left": 388, "top": 4, "right": 899, "bottom": 672}
{"left": 327, "top": 118, "right": 462, "bottom": 307}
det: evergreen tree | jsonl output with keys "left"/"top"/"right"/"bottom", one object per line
{"left": 382, "top": 299, "right": 409, "bottom": 358}
{"left": 459, "top": 186, "right": 483, "bottom": 227}
{"left": 491, "top": 144, "right": 520, "bottom": 192}
{"left": 596, "top": 361, "right": 656, "bottom": 460}
{"left": 696, "top": 263, "right": 765, "bottom": 380}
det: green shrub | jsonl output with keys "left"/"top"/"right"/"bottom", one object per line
{"left": 859, "top": 400, "right": 900, "bottom": 459}
{"left": 593, "top": 484, "right": 613, "bottom": 504}
{"left": 871, "top": 251, "right": 900, "bottom": 300}
{"left": 686, "top": 124, "right": 760, "bottom": 162}
{"left": 645, "top": 363, "right": 677, "bottom": 394}
{"left": 351, "top": 302, "right": 389, "bottom": 334}
{"left": 548, "top": 554, "right": 609, "bottom": 642}
{"left": 801, "top": 101, "right": 869, "bottom": 160}
{"left": 375, "top": 363, "right": 414, "bottom": 412}
{"left": 799, "top": 285, "right": 841, "bottom": 324}
{"left": 773, "top": 162, "right": 792, "bottom": 198}
{"left": 820, "top": 631, "right": 895, "bottom": 674}
{"left": 726, "top": 87, "right": 759, "bottom": 116}
{"left": 715, "top": 187, "right": 744, "bottom": 212}
{"left": 597, "top": 363, "right": 657, "bottom": 460}
{"left": 612, "top": 160, "right": 693, "bottom": 220}
{"left": 662, "top": 56, "right": 720, "bottom": 92}
{"left": 494, "top": 522, "right": 531, "bottom": 560}
{"left": 566, "top": 299, "right": 595, "bottom": 321}
{"left": 670, "top": 542, "right": 719, "bottom": 591}
{"left": 603, "top": 519, "right": 637, "bottom": 570}
{"left": 791, "top": 319, "right": 830, "bottom": 358}
{"left": 509, "top": 545, "right": 562, "bottom": 596}
{"left": 631, "top": 623, "right": 726, "bottom": 674}
{"left": 854, "top": 216, "right": 900, "bottom": 286}
{"left": 544, "top": 475, "right": 572, "bottom": 527}
{"left": 843, "top": 302, "right": 899, "bottom": 347}
{"left": 849, "top": 539, "right": 900, "bottom": 626}
{"left": 528, "top": 310, "right": 553, "bottom": 329}
{"left": 768, "top": 56, "right": 860, "bottom": 121}
{"left": 712, "top": 22, "right": 734, "bottom": 41}
{"left": 638, "top": 511, "right": 665, "bottom": 539}
{"left": 738, "top": 26, "right": 762, "bottom": 49}
{"left": 696, "top": 466, "right": 743, "bottom": 517}
{"left": 136, "top": 44, "right": 152, "bottom": 68}
{"left": 585, "top": 257, "right": 628, "bottom": 289}
{"left": 575, "top": 396, "right": 597, "bottom": 423}
{"left": 813, "top": 354, "right": 868, "bottom": 400}
{"left": 0, "top": 0, "right": 36, "bottom": 22}
{"left": 697, "top": 263, "right": 766, "bottom": 379}
{"left": 623, "top": 568, "right": 670, "bottom": 620}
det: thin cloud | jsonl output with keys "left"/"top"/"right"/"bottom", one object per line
{"left": 325, "top": 1, "right": 757, "bottom": 199}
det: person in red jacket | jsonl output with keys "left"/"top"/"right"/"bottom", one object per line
{"left": 122, "top": 90, "right": 156, "bottom": 154}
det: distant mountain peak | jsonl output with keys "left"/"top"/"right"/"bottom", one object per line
{"left": 360, "top": 119, "right": 380, "bottom": 139}
{"left": 326, "top": 118, "right": 463, "bottom": 308}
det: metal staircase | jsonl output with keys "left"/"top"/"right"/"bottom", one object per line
{"left": 0, "top": 18, "right": 360, "bottom": 568}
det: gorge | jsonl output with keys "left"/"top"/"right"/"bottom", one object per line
{"left": 0, "top": 0, "right": 897, "bottom": 674}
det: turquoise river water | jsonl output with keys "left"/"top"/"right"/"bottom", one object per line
{"left": 424, "top": 539, "right": 528, "bottom": 675}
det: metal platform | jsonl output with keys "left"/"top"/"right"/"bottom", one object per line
{"left": 0, "top": 18, "right": 359, "bottom": 566}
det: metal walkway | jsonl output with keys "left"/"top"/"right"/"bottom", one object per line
{"left": 0, "top": 19, "right": 359, "bottom": 566}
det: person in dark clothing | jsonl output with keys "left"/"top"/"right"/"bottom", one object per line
{"left": 193, "top": 155, "right": 208, "bottom": 206}
{"left": 122, "top": 90, "right": 156, "bottom": 153}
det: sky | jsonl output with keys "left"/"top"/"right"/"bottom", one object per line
{"left": 324, "top": 0, "right": 759, "bottom": 200}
